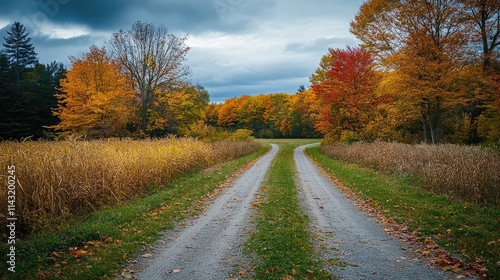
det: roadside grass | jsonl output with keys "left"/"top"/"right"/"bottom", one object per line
{"left": 307, "top": 145, "right": 500, "bottom": 279}
{"left": 319, "top": 141, "right": 499, "bottom": 206}
{"left": 0, "top": 145, "right": 269, "bottom": 280}
{"left": 245, "top": 139, "right": 333, "bottom": 280}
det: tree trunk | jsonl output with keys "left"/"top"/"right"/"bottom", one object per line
{"left": 467, "top": 100, "right": 483, "bottom": 144}
{"left": 432, "top": 97, "right": 440, "bottom": 144}
{"left": 140, "top": 86, "right": 148, "bottom": 133}
{"left": 427, "top": 101, "right": 436, "bottom": 145}
{"left": 422, "top": 111, "right": 429, "bottom": 144}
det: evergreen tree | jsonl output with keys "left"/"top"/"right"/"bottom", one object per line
{"left": 3, "top": 21, "right": 38, "bottom": 83}
{"left": 0, "top": 52, "right": 31, "bottom": 139}
{"left": 0, "top": 22, "right": 65, "bottom": 140}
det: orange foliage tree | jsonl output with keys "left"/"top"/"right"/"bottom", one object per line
{"left": 51, "top": 46, "right": 136, "bottom": 138}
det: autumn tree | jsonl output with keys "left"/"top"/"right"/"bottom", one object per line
{"left": 148, "top": 83, "right": 209, "bottom": 136}
{"left": 459, "top": 0, "right": 500, "bottom": 143}
{"left": 51, "top": 46, "right": 136, "bottom": 138}
{"left": 351, "top": 0, "right": 473, "bottom": 144}
{"left": 213, "top": 92, "right": 322, "bottom": 138}
{"left": 217, "top": 95, "right": 250, "bottom": 129}
{"left": 204, "top": 103, "right": 222, "bottom": 127}
{"left": 238, "top": 94, "right": 271, "bottom": 137}
{"left": 287, "top": 89, "right": 321, "bottom": 138}
{"left": 109, "top": 21, "right": 191, "bottom": 135}
{"left": 311, "top": 46, "right": 380, "bottom": 141}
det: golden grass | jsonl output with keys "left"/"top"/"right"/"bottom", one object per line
{"left": 320, "top": 141, "right": 500, "bottom": 206}
{"left": 0, "top": 137, "right": 260, "bottom": 231}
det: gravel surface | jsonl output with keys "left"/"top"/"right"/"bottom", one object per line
{"left": 295, "top": 144, "right": 455, "bottom": 280}
{"left": 134, "top": 144, "right": 278, "bottom": 280}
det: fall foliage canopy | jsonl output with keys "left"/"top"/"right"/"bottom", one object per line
{"left": 51, "top": 46, "right": 136, "bottom": 138}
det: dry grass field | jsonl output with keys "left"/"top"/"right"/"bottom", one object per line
{"left": 320, "top": 141, "right": 500, "bottom": 206}
{"left": 0, "top": 137, "right": 260, "bottom": 231}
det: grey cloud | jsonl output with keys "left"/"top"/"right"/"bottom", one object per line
{"left": 285, "top": 37, "right": 359, "bottom": 53}
{"left": 1, "top": 0, "right": 365, "bottom": 102}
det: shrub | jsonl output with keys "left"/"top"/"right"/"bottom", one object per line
{"left": 229, "top": 129, "right": 254, "bottom": 141}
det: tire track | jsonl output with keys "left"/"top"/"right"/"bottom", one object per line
{"left": 294, "top": 144, "right": 453, "bottom": 280}
{"left": 135, "top": 144, "right": 278, "bottom": 280}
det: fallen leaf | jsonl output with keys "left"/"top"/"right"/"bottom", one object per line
{"left": 239, "top": 270, "right": 246, "bottom": 275}
{"left": 69, "top": 248, "right": 87, "bottom": 258}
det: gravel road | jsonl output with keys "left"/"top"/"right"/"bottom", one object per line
{"left": 295, "top": 144, "right": 454, "bottom": 280}
{"left": 134, "top": 144, "right": 278, "bottom": 280}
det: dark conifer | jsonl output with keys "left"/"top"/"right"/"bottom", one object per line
{"left": 3, "top": 21, "right": 38, "bottom": 83}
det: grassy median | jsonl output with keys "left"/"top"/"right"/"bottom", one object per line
{"left": 245, "top": 139, "right": 333, "bottom": 280}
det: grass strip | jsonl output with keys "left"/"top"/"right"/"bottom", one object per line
{"left": 307, "top": 145, "right": 499, "bottom": 279}
{"left": 0, "top": 145, "right": 269, "bottom": 280}
{"left": 245, "top": 140, "right": 334, "bottom": 280}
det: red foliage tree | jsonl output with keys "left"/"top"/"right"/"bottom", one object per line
{"left": 312, "top": 46, "right": 381, "bottom": 141}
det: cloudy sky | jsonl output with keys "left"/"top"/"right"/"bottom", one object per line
{"left": 0, "top": 0, "right": 364, "bottom": 102}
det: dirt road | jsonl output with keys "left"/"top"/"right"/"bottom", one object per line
{"left": 295, "top": 144, "right": 454, "bottom": 279}
{"left": 134, "top": 143, "right": 456, "bottom": 279}
{"left": 135, "top": 144, "right": 278, "bottom": 280}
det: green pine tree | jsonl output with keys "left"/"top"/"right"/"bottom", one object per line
{"left": 2, "top": 21, "right": 38, "bottom": 83}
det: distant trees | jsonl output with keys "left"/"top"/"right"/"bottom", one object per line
{"left": 212, "top": 91, "right": 321, "bottom": 138}
{"left": 1, "top": 9, "right": 498, "bottom": 145}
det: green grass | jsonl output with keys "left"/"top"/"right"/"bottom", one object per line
{"left": 0, "top": 145, "right": 270, "bottom": 280}
{"left": 245, "top": 139, "right": 333, "bottom": 280}
{"left": 307, "top": 145, "right": 500, "bottom": 279}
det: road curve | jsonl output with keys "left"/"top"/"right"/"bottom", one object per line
{"left": 135, "top": 144, "right": 279, "bottom": 280}
{"left": 294, "top": 144, "right": 453, "bottom": 280}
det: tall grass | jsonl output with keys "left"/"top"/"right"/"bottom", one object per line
{"left": 0, "top": 138, "right": 260, "bottom": 232}
{"left": 320, "top": 141, "right": 500, "bottom": 206}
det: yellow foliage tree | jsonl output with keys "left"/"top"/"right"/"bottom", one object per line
{"left": 51, "top": 46, "right": 136, "bottom": 138}
{"left": 148, "top": 83, "right": 209, "bottom": 136}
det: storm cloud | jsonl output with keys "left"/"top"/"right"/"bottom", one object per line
{"left": 0, "top": 0, "right": 363, "bottom": 102}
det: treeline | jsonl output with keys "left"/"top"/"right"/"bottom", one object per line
{"left": 205, "top": 91, "right": 321, "bottom": 138}
{"left": 2, "top": 0, "right": 500, "bottom": 145}
{"left": 0, "top": 21, "right": 209, "bottom": 140}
